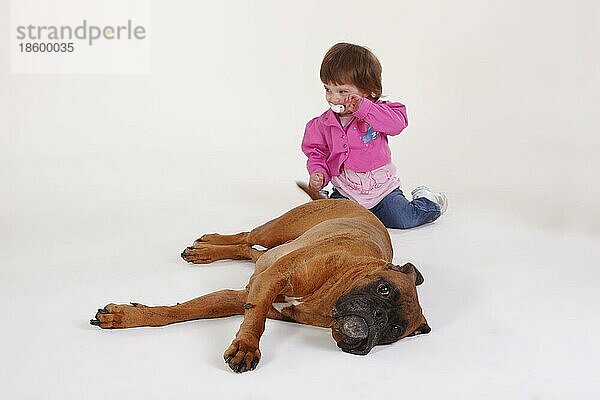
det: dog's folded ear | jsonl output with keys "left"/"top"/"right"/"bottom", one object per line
{"left": 388, "top": 262, "right": 424, "bottom": 286}
{"left": 407, "top": 321, "right": 432, "bottom": 337}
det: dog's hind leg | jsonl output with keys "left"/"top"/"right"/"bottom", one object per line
{"left": 194, "top": 232, "right": 250, "bottom": 246}
{"left": 181, "top": 243, "right": 265, "bottom": 264}
{"left": 191, "top": 199, "right": 370, "bottom": 250}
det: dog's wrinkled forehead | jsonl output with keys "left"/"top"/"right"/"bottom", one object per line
{"left": 349, "top": 276, "right": 402, "bottom": 303}
{"left": 340, "top": 263, "right": 423, "bottom": 305}
{"left": 338, "top": 262, "right": 423, "bottom": 302}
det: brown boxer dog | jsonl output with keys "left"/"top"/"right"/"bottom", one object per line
{"left": 90, "top": 184, "right": 430, "bottom": 373}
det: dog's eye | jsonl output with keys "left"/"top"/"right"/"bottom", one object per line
{"left": 390, "top": 324, "right": 401, "bottom": 337}
{"left": 377, "top": 283, "right": 390, "bottom": 296}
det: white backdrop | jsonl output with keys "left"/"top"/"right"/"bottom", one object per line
{"left": 1, "top": 1, "right": 599, "bottom": 399}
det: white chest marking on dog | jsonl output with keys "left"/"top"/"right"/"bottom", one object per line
{"left": 272, "top": 296, "right": 303, "bottom": 313}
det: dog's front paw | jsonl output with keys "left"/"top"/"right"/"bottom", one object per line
{"left": 223, "top": 338, "right": 261, "bottom": 373}
{"left": 89, "top": 303, "right": 149, "bottom": 329}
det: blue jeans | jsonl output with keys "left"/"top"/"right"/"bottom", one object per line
{"left": 330, "top": 187, "right": 441, "bottom": 229}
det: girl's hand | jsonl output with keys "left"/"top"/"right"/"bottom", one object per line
{"left": 309, "top": 172, "right": 324, "bottom": 191}
{"left": 344, "top": 94, "right": 363, "bottom": 114}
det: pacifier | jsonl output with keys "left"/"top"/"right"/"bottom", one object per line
{"left": 329, "top": 103, "right": 345, "bottom": 113}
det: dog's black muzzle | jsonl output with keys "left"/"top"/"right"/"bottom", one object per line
{"left": 332, "top": 295, "right": 390, "bottom": 355}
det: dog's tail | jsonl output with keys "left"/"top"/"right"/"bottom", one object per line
{"left": 296, "top": 181, "right": 328, "bottom": 200}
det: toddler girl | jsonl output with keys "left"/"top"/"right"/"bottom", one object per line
{"left": 302, "top": 42, "right": 447, "bottom": 229}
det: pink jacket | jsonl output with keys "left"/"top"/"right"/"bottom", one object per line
{"left": 301, "top": 98, "right": 408, "bottom": 186}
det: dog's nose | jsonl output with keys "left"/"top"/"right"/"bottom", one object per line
{"left": 373, "top": 307, "right": 388, "bottom": 326}
{"left": 339, "top": 316, "right": 369, "bottom": 339}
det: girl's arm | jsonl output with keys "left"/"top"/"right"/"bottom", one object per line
{"left": 353, "top": 98, "right": 408, "bottom": 136}
{"left": 301, "top": 118, "right": 331, "bottom": 186}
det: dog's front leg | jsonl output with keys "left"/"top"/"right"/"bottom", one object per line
{"left": 223, "top": 274, "right": 288, "bottom": 373}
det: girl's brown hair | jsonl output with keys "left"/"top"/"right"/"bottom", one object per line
{"left": 320, "top": 43, "right": 383, "bottom": 100}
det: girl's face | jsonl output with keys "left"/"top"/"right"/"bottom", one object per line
{"left": 324, "top": 82, "right": 369, "bottom": 115}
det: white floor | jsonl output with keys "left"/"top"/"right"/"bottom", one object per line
{"left": 1, "top": 155, "right": 599, "bottom": 400}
